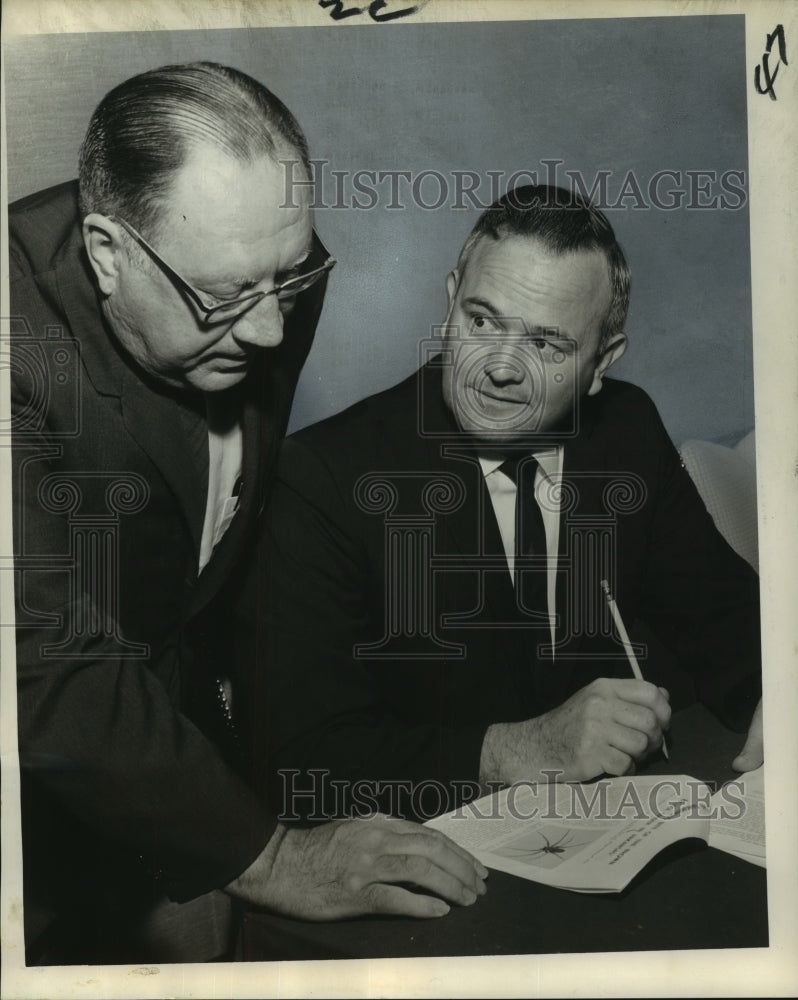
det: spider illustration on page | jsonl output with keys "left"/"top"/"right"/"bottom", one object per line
{"left": 496, "top": 828, "right": 594, "bottom": 868}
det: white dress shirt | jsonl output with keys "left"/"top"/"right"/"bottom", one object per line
{"left": 198, "top": 394, "right": 243, "bottom": 574}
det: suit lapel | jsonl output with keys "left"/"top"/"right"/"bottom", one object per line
{"left": 417, "top": 364, "right": 532, "bottom": 677}
{"left": 187, "top": 367, "right": 269, "bottom": 616}
{"left": 119, "top": 374, "right": 208, "bottom": 558}
{"left": 551, "top": 399, "right": 608, "bottom": 663}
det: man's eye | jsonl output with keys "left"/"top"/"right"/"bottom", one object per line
{"left": 202, "top": 280, "right": 259, "bottom": 305}
{"left": 200, "top": 289, "right": 237, "bottom": 306}
{"left": 469, "top": 314, "right": 497, "bottom": 333}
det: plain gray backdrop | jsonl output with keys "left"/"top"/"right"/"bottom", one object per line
{"left": 4, "top": 15, "right": 753, "bottom": 446}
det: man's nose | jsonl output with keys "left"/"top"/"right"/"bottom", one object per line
{"left": 484, "top": 357, "right": 526, "bottom": 386}
{"left": 230, "top": 294, "right": 285, "bottom": 349}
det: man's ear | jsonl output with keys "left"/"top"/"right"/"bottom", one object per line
{"left": 445, "top": 268, "right": 459, "bottom": 311}
{"left": 82, "top": 214, "right": 125, "bottom": 296}
{"left": 587, "top": 332, "right": 627, "bottom": 396}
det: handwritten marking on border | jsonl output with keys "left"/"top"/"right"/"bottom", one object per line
{"left": 754, "top": 24, "right": 788, "bottom": 101}
{"left": 319, "top": 0, "right": 427, "bottom": 23}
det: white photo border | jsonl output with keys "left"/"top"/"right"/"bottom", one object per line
{"left": 1, "top": 2, "right": 796, "bottom": 998}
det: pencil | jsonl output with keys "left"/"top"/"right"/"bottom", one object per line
{"left": 600, "top": 579, "right": 670, "bottom": 760}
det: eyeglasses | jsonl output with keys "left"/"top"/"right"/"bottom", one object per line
{"left": 110, "top": 215, "right": 336, "bottom": 325}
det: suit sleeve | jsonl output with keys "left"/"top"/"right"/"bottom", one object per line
{"left": 11, "top": 370, "right": 274, "bottom": 903}
{"left": 628, "top": 393, "right": 762, "bottom": 732}
{"left": 248, "top": 437, "right": 487, "bottom": 824}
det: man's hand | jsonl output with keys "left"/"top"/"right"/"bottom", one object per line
{"left": 481, "top": 678, "right": 671, "bottom": 785}
{"left": 225, "top": 815, "right": 488, "bottom": 920}
{"left": 732, "top": 697, "right": 763, "bottom": 773}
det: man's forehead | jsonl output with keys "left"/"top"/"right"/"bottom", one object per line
{"left": 165, "top": 145, "right": 311, "bottom": 230}
{"left": 459, "top": 234, "right": 612, "bottom": 318}
{"left": 157, "top": 145, "right": 313, "bottom": 269}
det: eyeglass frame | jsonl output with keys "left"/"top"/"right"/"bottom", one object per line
{"left": 109, "top": 214, "right": 336, "bottom": 326}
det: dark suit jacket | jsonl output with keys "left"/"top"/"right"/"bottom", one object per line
{"left": 9, "top": 181, "right": 327, "bottom": 960}
{"left": 250, "top": 359, "right": 761, "bottom": 822}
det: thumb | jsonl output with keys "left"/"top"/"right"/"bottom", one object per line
{"left": 732, "top": 735, "right": 763, "bottom": 772}
{"left": 732, "top": 702, "right": 764, "bottom": 773}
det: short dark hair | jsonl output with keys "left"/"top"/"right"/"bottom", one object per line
{"left": 78, "top": 61, "right": 310, "bottom": 238}
{"left": 458, "top": 184, "right": 630, "bottom": 346}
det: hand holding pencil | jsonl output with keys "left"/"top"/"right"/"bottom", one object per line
{"left": 481, "top": 675, "right": 672, "bottom": 785}
{"left": 480, "top": 580, "right": 672, "bottom": 785}
{"left": 601, "top": 579, "right": 670, "bottom": 760}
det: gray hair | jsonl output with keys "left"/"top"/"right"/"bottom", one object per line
{"left": 78, "top": 61, "right": 310, "bottom": 240}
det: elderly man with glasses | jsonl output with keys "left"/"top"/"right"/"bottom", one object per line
{"left": 8, "top": 61, "right": 486, "bottom": 966}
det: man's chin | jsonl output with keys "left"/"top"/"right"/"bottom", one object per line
{"left": 452, "top": 411, "right": 568, "bottom": 451}
{"left": 185, "top": 365, "right": 251, "bottom": 392}
{"left": 451, "top": 409, "right": 545, "bottom": 445}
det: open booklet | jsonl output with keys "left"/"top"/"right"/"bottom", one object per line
{"left": 426, "top": 768, "right": 765, "bottom": 894}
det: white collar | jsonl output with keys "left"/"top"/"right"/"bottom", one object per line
{"left": 478, "top": 446, "right": 561, "bottom": 481}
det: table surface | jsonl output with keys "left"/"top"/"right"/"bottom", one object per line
{"left": 238, "top": 703, "right": 768, "bottom": 961}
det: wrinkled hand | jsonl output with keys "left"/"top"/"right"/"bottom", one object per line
{"left": 732, "top": 697, "right": 763, "bottom": 773}
{"left": 225, "top": 815, "right": 488, "bottom": 920}
{"left": 481, "top": 678, "right": 671, "bottom": 785}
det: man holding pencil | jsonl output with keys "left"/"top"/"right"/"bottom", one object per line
{"left": 243, "top": 184, "right": 763, "bottom": 822}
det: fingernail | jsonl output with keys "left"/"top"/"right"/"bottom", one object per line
{"left": 432, "top": 900, "right": 450, "bottom": 916}
{"left": 476, "top": 878, "right": 487, "bottom": 895}
{"left": 462, "top": 889, "right": 477, "bottom": 905}
{"left": 476, "top": 862, "right": 489, "bottom": 878}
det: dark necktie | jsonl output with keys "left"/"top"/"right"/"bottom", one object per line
{"left": 500, "top": 456, "right": 548, "bottom": 623}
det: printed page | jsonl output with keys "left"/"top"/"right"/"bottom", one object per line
{"left": 428, "top": 775, "right": 712, "bottom": 893}
{"left": 708, "top": 766, "right": 766, "bottom": 867}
